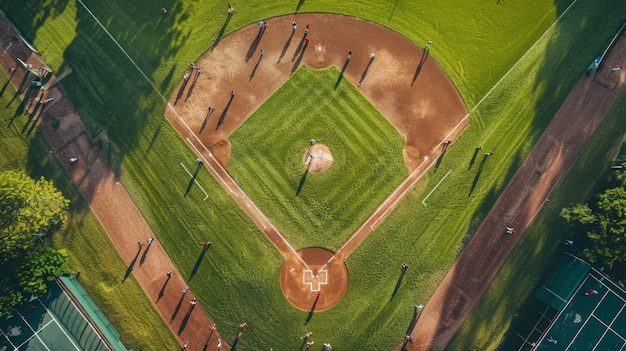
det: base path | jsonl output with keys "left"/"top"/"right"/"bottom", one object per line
{"left": 0, "top": 17, "right": 224, "bottom": 351}
{"left": 406, "top": 39, "right": 626, "bottom": 350}
{"left": 166, "top": 13, "right": 467, "bottom": 311}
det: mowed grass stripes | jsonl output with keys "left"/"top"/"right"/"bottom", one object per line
{"left": 227, "top": 66, "right": 407, "bottom": 250}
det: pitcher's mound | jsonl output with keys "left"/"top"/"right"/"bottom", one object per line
{"left": 303, "top": 144, "right": 333, "bottom": 173}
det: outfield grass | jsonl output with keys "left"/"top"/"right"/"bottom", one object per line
{"left": 1, "top": 0, "right": 626, "bottom": 350}
{"left": 227, "top": 66, "right": 406, "bottom": 250}
{"left": 0, "top": 81, "right": 179, "bottom": 350}
{"left": 447, "top": 91, "right": 626, "bottom": 351}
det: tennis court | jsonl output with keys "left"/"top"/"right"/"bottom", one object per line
{"left": 533, "top": 260, "right": 626, "bottom": 350}
{"left": 0, "top": 277, "right": 122, "bottom": 351}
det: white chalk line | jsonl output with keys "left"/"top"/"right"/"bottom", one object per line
{"left": 422, "top": 169, "right": 452, "bottom": 207}
{"left": 466, "top": 0, "right": 579, "bottom": 119}
{"left": 79, "top": 0, "right": 580, "bottom": 272}
{"left": 79, "top": 0, "right": 308, "bottom": 269}
{"left": 179, "top": 162, "right": 209, "bottom": 200}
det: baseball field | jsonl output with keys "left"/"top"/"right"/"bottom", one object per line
{"left": 1, "top": 0, "right": 626, "bottom": 350}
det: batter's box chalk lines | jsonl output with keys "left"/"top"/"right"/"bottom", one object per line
{"left": 303, "top": 269, "right": 328, "bottom": 292}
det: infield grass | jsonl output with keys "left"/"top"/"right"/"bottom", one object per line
{"left": 227, "top": 66, "right": 406, "bottom": 250}
{"left": 1, "top": 0, "right": 626, "bottom": 350}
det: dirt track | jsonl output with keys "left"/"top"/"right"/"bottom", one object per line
{"left": 407, "top": 38, "right": 626, "bottom": 351}
{"left": 4, "top": 9, "right": 623, "bottom": 351}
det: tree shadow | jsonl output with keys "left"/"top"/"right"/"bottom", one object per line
{"left": 249, "top": 54, "right": 262, "bottom": 81}
{"left": 215, "top": 96, "right": 234, "bottom": 130}
{"left": 156, "top": 275, "right": 171, "bottom": 303}
{"left": 122, "top": 247, "right": 142, "bottom": 282}
{"left": 390, "top": 267, "right": 407, "bottom": 300}
{"left": 358, "top": 58, "right": 374, "bottom": 87}
{"left": 304, "top": 293, "right": 320, "bottom": 325}
{"left": 245, "top": 27, "right": 264, "bottom": 62}
{"left": 170, "top": 293, "right": 186, "bottom": 323}
{"left": 278, "top": 30, "right": 295, "bottom": 63}
{"left": 177, "top": 303, "right": 196, "bottom": 335}
{"left": 411, "top": 50, "right": 429, "bottom": 86}
{"left": 469, "top": 154, "right": 489, "bottom": 196}
{"left": 190, "top": 245, "right": 210, "bottom": 281}
{"left": 334, "top": 58, "right": 350, "bottom": 89}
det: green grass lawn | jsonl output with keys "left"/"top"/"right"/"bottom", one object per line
{"left": 1, "top": 0, "right": 626, "bottom": 350}
{"left": 228, "top": 66, "right": 406, "bottom": 250}
{"left": 0, "top": 81, "right": 179, "bottom": 350}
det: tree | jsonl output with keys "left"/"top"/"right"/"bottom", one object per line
{"left": 561, "top": 186, "right": 626, "bottom": 270}
{"left": 0, "top": 171, "right": 70, "bottom": 315}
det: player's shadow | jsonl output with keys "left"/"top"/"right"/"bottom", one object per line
{"left": 139, "top": 243, "right": 152, "bottom": 266}
{"left": 411, "top": 50, "right": 429, "bottom": 86}
{"left": 156, "top": 275, "right": 172, "bottom": 303}
{"left": 245, "top": 27, "right": 264, "bottom": 62}
{"left": 291, "top": 43, "right": 309, "bottom": 74}
{"left": 278, "top": 31, "right": 295, "bottom": 63}
{"left": 184, "top": 161, "right": 204, "bottom": 196}
{"left": 391, "top": 268, "right": 407, "bottom": 300}
{"left": 170, "top": 293, "right": 186, "bottom": 323}
{"left": 190, "top": 245, "right": 211, "bottom": 281}
{"left": 249, "top": 54, "right": 262, "bottom": 81}
{"left": 358, "top": 57, "right": 374, "bottom": 87}
{"left": 174, "top": 78, "right": 189, "bottom": 105}
{"left": 184, "top": 70, "right": 200, "bottom": 102}
{"left": 292, "top": 35, "right": 306, "bottom": 61}
{"left": 230, "top": 335, "right": 241, "bottom": 351}
{"left": 304, "top": 293, "right": 320, "bottom": 325}
{"left": 211, "top": 15, "right": 232, "bottom": 50}
{"left": 200, "top": 109, "right": 214, "bottom": 133}
{"left": 468, "top": 148, "right": 482, "bottom": 170}
{"left": 295, "top": 0, "right": 305, "bottom": 13}
{"left": 469, "top": 155, "right": 488, "bottom": 196}
{"left": 334, "top": 58, "right": 350, "bottom": 89}
{"left": 296, "top": 162, "right": 312, "bottom": 196}
{"left": 201, "top": 330, "right": 216, "bottom": 351}
{"left": 216, "top": 97, "right": 234, "bottom": 130}
{"left": 433, "top": 143, "right": 450, "bottom": 172}
{"left": 177, "top": 303, "right": 196, "bottom": 335}
{"left": 122, "top": 247, "right": 142, "bottom": 282}
{"left": 0, "top": 70, "right": 16, "bottom": 97}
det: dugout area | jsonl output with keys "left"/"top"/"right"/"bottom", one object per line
{"left": 0, "top": 275, "right": 128, "bottom": 351}
{"left": 514, "top": 252, "right": 626, "bottom": 350}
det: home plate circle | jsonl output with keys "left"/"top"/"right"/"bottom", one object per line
{"left": 279, "top": 247, "right": 348, "bottom": 311}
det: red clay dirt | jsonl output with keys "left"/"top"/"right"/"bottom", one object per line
{"left": 0, "top": 19, "right": 223, "bottom": 351}
{"left": 406, "top": 38, "right": 626, "bottom": 350}
{"left": 165, "top": 13, "right": 467, "bottom": 313}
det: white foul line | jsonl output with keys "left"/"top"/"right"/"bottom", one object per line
{"left": 179, "top": 162, "right": 209, "bottom": 200}
{"left": 79, "top": 0, "right": 308, "bottom": 269}
{"left": 422, "top": 169, "right": 452, "bottom": 207}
